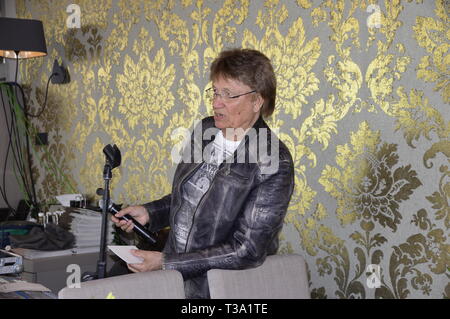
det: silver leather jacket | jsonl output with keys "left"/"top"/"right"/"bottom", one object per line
{"left": 143, "top": 116, "right": 294, "bottom": 298}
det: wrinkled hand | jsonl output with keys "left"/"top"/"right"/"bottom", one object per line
{"left": 110, "top": 205, "right": 149, "bottom": 233}
{"left": 127, "top": 250, "right": 163, "bottom": 273}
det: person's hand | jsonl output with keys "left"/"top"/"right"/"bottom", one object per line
{"left": 110, "top": 205, "right": 150, "bottom": 233}
{"left": 127, "top": 250, "right": 163, "bottom": 273}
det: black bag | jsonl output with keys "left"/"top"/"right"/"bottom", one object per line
{"left": 8, "top": 223, "right": 75, "bottom": 251}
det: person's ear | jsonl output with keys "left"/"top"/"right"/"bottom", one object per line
{"left": 253, "top": 94, "right": 264, "bottom": 113}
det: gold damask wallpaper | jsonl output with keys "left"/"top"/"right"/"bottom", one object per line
{"left": 17, "top": 0, "right": 449, "bottom": 298}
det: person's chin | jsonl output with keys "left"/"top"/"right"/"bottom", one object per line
{"left": 213, "top": 116, "right": 226, "bottom": 128}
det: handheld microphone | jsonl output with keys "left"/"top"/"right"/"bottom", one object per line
{"left": 99, "top": 199, "right": 157, "bottom": 244}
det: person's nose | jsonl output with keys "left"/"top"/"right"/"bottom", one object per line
{"left": 212, "top": 95, "right": 225, "bottom": 109}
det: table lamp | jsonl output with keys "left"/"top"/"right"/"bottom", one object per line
{"left": 0, "top": 17, "right": 47, "bottom": 220}
{"left": 0, "top": 17, "right": 47, "bottom": 59}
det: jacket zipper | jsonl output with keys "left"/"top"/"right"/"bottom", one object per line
{"left": 171, "top": 163, "right": 203, "bottom": 239}
{"left": 184, "top": 162, "right": 226, "bottom": 252}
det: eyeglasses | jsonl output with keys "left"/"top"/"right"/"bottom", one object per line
{"left": 205, "top": 87, "right": 256, "bottom": 102}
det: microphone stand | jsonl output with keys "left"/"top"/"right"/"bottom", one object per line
{"left": 82, "top": 144, "right": 120, "bottom": 282}
{"left": 96, "top": 162, "right": 112, "bottom": 279}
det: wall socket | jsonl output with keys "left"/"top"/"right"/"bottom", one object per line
{"left": 51, "top": 59, "right": 70, "bottom": 84}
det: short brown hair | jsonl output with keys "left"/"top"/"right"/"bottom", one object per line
{"left": 210, "top": 48, "right": 276, "bottom": 118}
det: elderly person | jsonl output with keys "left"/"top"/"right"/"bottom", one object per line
{"left": 112, "top": 48, "right": 295, "bottom": 299}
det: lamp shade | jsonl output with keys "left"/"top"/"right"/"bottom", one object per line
{"left": 0, "top": 17, "right": 47, "bottom": 59}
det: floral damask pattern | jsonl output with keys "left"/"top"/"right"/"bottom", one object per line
{"left": 116, "top": 50, "right": 176, "bottom": 129}
{"left": 16, "top": 0, "right": 449, "bottom": 298}
{"left": 318, "top": 122, "right": 426, "bottom": 298}
{"left": 242, "top": 0, "right": 321, "bottom": 121}
{"left": 319, "top": 121, "right": 422, "bottom": 230}
{"left": 413, "top": 0, "right": 449, "bottom": 103}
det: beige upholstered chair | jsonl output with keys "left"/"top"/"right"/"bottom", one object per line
{"left": 58, "top": 270, "right": 185, "bottom": 299}
{"left": 207, "top": 254, "right": 310, "bottom": 299}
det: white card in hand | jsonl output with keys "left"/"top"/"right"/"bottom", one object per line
{"left": 108, "top": 245, "right": 144, "bottom": 264}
